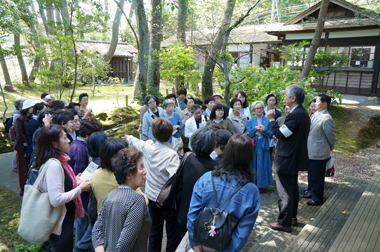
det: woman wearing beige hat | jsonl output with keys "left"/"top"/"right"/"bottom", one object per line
{"left": 14, "top": 99, "right": 35, "bottom": 196}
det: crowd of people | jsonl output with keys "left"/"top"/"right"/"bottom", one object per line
{"left": 10, "top": 84, "right": 337, "bottom": 251}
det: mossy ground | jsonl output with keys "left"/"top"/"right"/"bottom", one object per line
{"left": 329, "top": 105, "right": 380, "bottom": 155}
{"left": 0, "top": 186, "right": 42, "bottom": 252}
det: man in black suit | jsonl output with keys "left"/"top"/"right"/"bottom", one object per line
{"left": 266, "top": 84, "right": 310, "bottom": 232}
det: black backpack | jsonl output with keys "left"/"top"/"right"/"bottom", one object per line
{"left": 4, "top": 117, "right": 13, "bottom": 133}
{"left": 193, "top": 176, "right": 243, "bottom": 251}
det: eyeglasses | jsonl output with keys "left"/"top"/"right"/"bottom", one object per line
{"left": 148, "top": 101, "right": 156, "bottom": 105}
{"left": 255, "top": 107, "right": 263, "bottom": 110}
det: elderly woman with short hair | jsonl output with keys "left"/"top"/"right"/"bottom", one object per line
{"left": 162, "top": 99, "right": 184, "bottom": 146}
{"left": 176, "top": 127, "right": 219, "bottom": 242}
{"left": 247, "top": 101, "right": 273, "bottom": 193}
{"left": 142, "top": 95, "right": 164, "bottom": 142}
{"left": 123, "top": 117, "right": 181, "bottom": 252}
{"left": 92, "top": 148, "right": 151, "bottom": 252}
{"left": 227, "top": 98, "right": 247, "bottom": 134}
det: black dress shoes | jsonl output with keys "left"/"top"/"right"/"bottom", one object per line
{"left": 303, "top": 192, "right": 312, "bottom": 199}
{"left": 307, "top": 200, "right": 323, "bottom": 206}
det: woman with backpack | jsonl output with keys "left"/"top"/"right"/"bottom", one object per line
{"left": 187, "top": 134, "right": 261, "bottom": 252}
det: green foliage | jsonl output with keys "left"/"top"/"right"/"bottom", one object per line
{"left": 310, "top": 47, "right": 350, "bottom": 89}
{"left": 213, "top": 50, "right": 235, "bottom": 89}
{"left": 158, "top": 42, "right": 201, "bottom": 90}
{"left": 280, "top": 40, "right": 309, "bottom": 67}
{"left": 226, "top": 65, "right": 317, "bottom": 114}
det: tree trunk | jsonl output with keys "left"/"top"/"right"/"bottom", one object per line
{"left": 104, "top": 0, "right": 109, "bottom": 17}
{"left": 177, "top": 0, "right": 187, "bottom": 45}
{"left": 0, "top": 45, "right": 14, "bottom": 91}
{"left": 201, "top": 0, "right": 236, "bottom": 99}
{"left": 22, "top": 2, "right": 42, "bottom": 83}
{"left": 128, "top": 0, "right": 135, "bottom": 20}
{"left": 147, "top": 0, "right": 162, "bottom": 93}
{"left": 133, "top": 65, "right": 141, "bottom": 98}
{"left": 175, "top": 0, "right": 187, "bottom": 87}
{"left": 55, "top": 8, "right": 62, "bottom": 28}
{"left": 38, "top": 0, "right": 51, "bottom": 35}
{"left": 221, "top": 1, "right": 260, "bottom": 105}
{"left": 46, "top": 2, "right": 56, "bottom": 32}
{"left": 300, "top": 0, "right": 330, "bottom": 79}
{"left": 134, "top": 0, "right": 149, "bottom": 97}
{"left": 60, "top": 0, "right": 72, "bottom": 36}
{"left": 103, "top": 0, "right": 124, "bottom": 62}
{"left": 14, "top": 34, "right": 31, "bottom": 88}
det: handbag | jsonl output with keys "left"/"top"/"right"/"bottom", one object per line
{"left": 17, "top": 158, "right": 64, "bottom": 243}
{"left": 193, "top": 176, "right": 243, "bottom": 251}
{"left": 156, "top": 152, "right": 191, "bottom": 209}
{"left": 325, "top": 157, "right": 335, "bottom": 177}
{"left": 9, "top": 126, "right": 16, "bottom": 141}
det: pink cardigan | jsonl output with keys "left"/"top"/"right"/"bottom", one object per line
{"left": 39, "top": 159, "right": 81, "bottom": 235}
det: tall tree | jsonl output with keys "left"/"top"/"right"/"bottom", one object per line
{"left": 19, "top": 0, "right": 42, "bottom": 83}
{"left": 147, "top": 0, "right": 163, "bottom": 92}
{"left": 201, "top": 0, "right": 236, "bottom": 99}
{"left": 177, "top": 0, "right": 187, "bottom": 44}
{"left": 221, "top": 1, "right": 261, "bottom": 104}
{"left": 103, "top": 0, "right": 124, "bottom": 62}
{"left": 14, "top": 34, "right": 31, "bottom": 88}
{"left": 0, "top": 45, "right": 14, "bottom": 91}
{"left": 300, "top": 0, "right": 330, "bottom": 78}
{"left": 175, "top": 0, "right": 187, "bottom": 87}
{"left": 134, "top": 0, "right": 149, "bottom": 98}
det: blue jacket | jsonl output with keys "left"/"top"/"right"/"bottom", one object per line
{"left": 187, "top": 172, "right": 261, "bottom": 252}
{"left": 142, "top": 107, "right": 164, "bottom": 142}
{"left": 163, "top": 112, "right": 184, "bottom": 143}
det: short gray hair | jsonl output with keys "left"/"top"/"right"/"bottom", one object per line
{"left": 286, "top": 84, "right": 305, "bottom": 105}
{"left": 191, "top": 127, "right": 216, "bottom": 157}
{"left": 251, "top": 101, "right": 264, "bottom": 111}
{"left": 163, "top": 99, "right": 175, "bottom": 109}
{"left": 14, "top": 99, "right": 25, "bottom": 110}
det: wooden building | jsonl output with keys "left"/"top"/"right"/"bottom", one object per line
{"left": 265, "top": 0, "right": 380, "bottom": 96}
{"left": 162, "top": 25, "right": 282, "bottom": 69}
{"left": 76, "top": 40, "right": 137, "bottom": 83}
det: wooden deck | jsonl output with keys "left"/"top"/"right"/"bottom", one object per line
{"left": 328, "top": 173, "right": 380, "bottom": 252}
{"left": 285, "top": 177, "right": 368, "bottom": 252}
{"left": 247, "top": 180, "right": 342, "bottom": 252}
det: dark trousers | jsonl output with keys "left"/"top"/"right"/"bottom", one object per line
{"left": 15, "top": 150, "right": 28, "bottom": 195}
{"left": 309, "top": 159, "right": 329, "bottom": 203}
{"left": 275, "top": 173, "right": 299, "bottom": 227}
{"left": 148, "top": 200, "right": 181, "bottom": 252}
{"left": 49, "top": 214, "right": 75, "bottom": 252}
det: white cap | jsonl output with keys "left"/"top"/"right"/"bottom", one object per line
{"left": 212, "top": 93, "right": 223, "bottom": 99}
{"left": 21, "top": 100, "right": 36, "bottom": 110}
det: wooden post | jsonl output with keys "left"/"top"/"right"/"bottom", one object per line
{"left": 125, "top": 95, "right": 128, "bottom": 106}
{"left": 166, "top": 89, "right": 168, "bottom": 96}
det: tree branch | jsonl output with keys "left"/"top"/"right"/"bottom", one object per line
{"left": 222, "top": 0, "right": 261, "bottom": 105}
{"left": 113, "top": 0, "right": 139, "bottom": 50}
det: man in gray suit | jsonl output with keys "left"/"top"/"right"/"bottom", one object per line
{"left": 306, "top": 94, "right": 337, "bottom": 205}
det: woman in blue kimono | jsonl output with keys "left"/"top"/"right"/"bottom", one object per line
{"left": 247, "top": 101, "right": 273, "bottom": 193}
